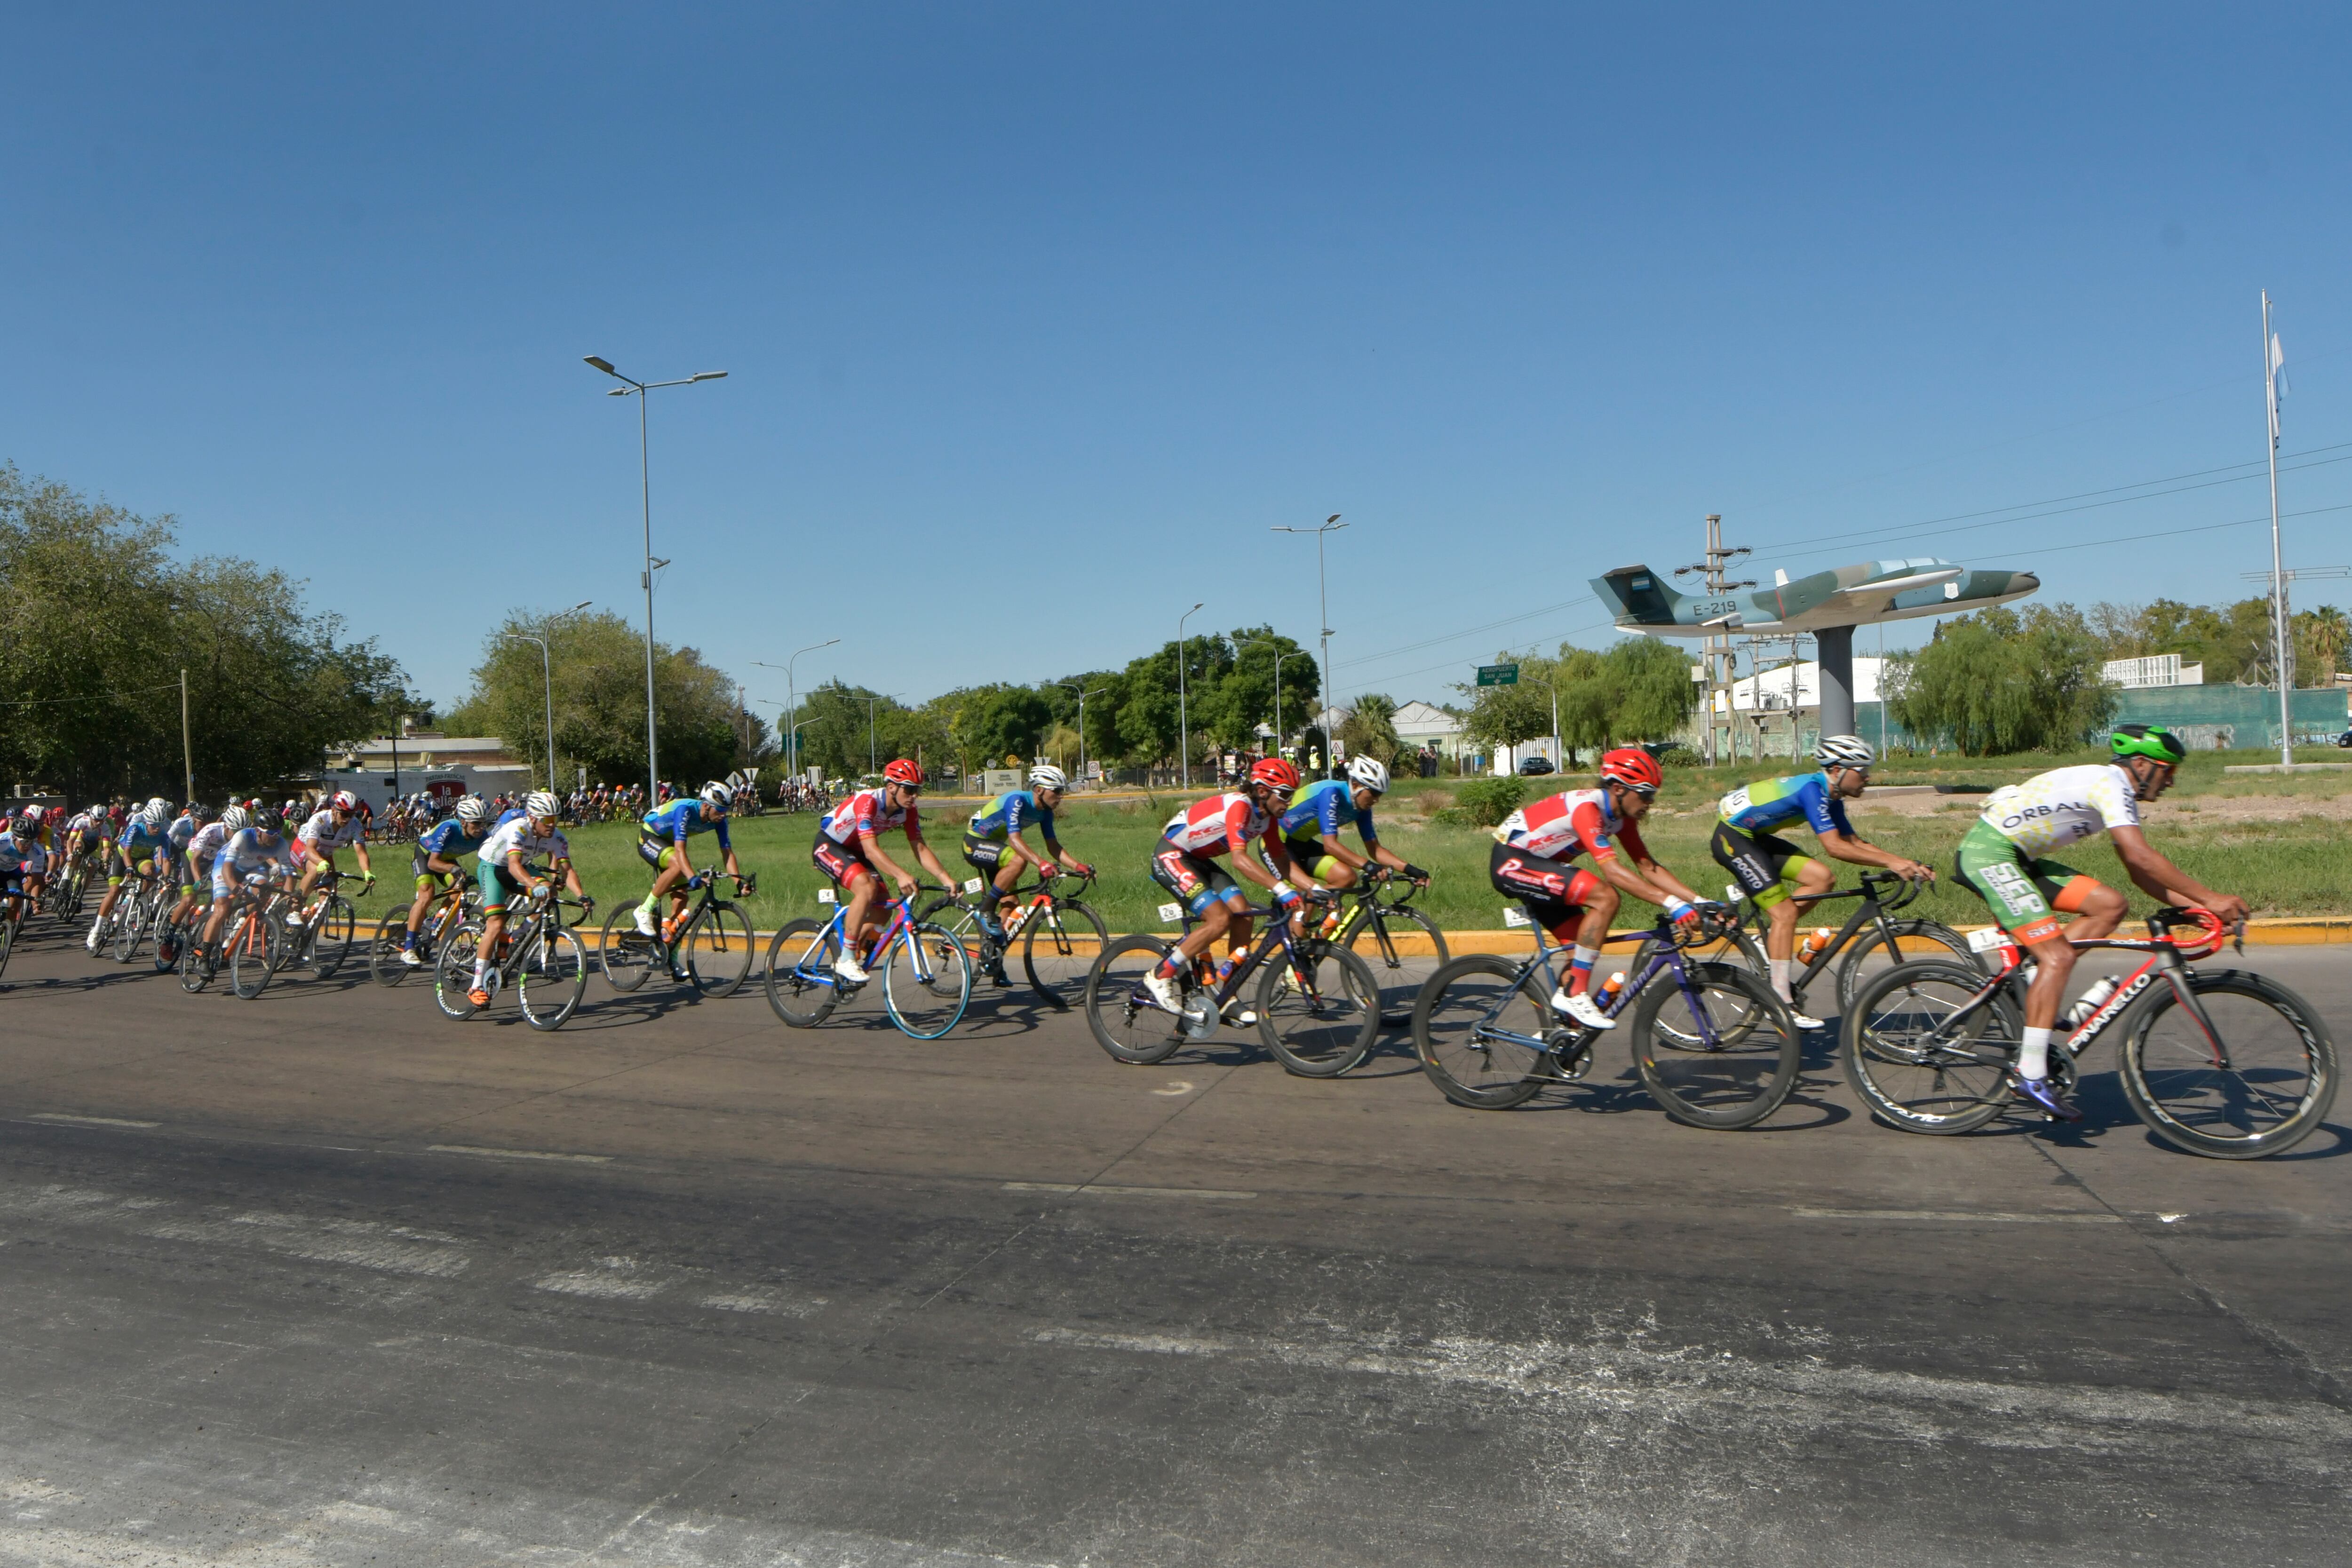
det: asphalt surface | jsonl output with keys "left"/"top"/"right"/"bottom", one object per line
{"left": 1, "top": 920, "right": 2347, "bottom": 1567}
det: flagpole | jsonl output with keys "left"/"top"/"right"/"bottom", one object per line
{"left": 2265, "top": 291, "right": 2291, "bottom": 767}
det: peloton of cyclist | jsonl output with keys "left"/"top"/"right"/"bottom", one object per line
{"left": 1710, "top": 735, "right": 1932, "bottom": 1029}
{"left": 1490, "top": 748, "right": 1712, "bottom": 1031}
{"left": 292, "top": 791, "right": 375, "bottom": 927}
{"left": 87, "top": 798, "right": 173, "bottom": 955}
{"left": 1952, "top": 725, "right": 2247, "bottom": 1121}
{"left": 1277, "top": 755, "right": 1427, "bottom": 899}
{"left": 198, "top": 807, "right": 297, "bottom": 958}
{"left": 1142, "top": 756, "right": 1305, "bottom": 1016}
{"left": 964, "top": 764, "right": 1093, "bottom": 974}
{"left": 467, "top": 791, "right": 589, "bottom": 1010}
{"left": 400, "top": 796, "right": 490, "bottom": 968}
{"left": 633, "top": 781, "right": 745, "bottom": 942}
{"left": 811, "top": 759, "right": 959, "bottom": 985}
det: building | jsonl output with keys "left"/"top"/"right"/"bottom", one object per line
{"left": 1391, "top": 700, "right": 1468, "bottom": 761}
{"left": 320, "top": 732, "right": 534, "bottom": 812}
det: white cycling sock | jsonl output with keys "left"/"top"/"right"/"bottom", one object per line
{"left": 471, "top": 958, "right": 489, "bottom": 990}
{"left": 1768, "top": 958, "right": 1792, "bottom": 1002}
{"left": 2018, "top": 1026, "right": 2053, "bottom": 1081}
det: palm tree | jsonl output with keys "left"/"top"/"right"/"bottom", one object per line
{"left": 2300, "top": 605, "right": 2350, "bottom": 683}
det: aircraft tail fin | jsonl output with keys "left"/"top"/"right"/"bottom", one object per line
{"left": 1588, "top": 565, "right": 1683, "bottom": 626}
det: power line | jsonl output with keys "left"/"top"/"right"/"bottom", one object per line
{"left": 0, "top": 682, "right": 183, "bottom": 709}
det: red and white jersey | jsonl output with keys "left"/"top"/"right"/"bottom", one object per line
{"left": 1160, "top": 793, "right": 1277, "bottom": 859}
{"left": 821, "top": 788, "right": 918, "bottom": 845}
{"left": 1494, "top": 788, "right": 1648, "bottom": 864}
{"left": 297, "top": 809, "right": 366, "bottom": 852}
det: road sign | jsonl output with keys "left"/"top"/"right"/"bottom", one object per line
{"left": 1476, "top": 664, "right": 1520, "bottom": 687}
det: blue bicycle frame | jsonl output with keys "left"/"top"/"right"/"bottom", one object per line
{"left": 1473, "top": 918, "right": 1733, "bottom": 1063}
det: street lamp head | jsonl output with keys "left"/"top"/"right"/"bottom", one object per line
{"left": 570, "top": 600, "right": 593, "bottom": 613}
{"left": 690, "top": 371, "right": 728, "bottom": 382}
{"left": 1327, "top": 514, "right": 1342, "bottom": 525}
{"left": 606, "top": 387, "right": 630, "bottom": 397}
{"left": 583, "top": 356, "right": 617, "bottom": 375}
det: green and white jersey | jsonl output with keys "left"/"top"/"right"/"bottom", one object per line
{"left": 1977, "top": 764, "right": 2139, "bottom": 857}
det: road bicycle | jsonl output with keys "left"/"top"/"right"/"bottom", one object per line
{"left": 95, "top": 865, "right": 174, "bottom": 964}
{"left": 286, "top": 868, "right": 368, "bottom": 981}
{"left": 0, "top": 880, "right": 30, "bottom": 982}
{"left": 1320, "top": 868, "right": 1446, "bottom": 1021}
{"left": 179, "top": 877, "right": 295, "bottom": 1000}
{"left": 1842, "top": 908, "right": 2336, "bottom": 1159}
{"left": 1693, "top": 869, "right": 1983, "bottom": 1017}
{"left": 916, "top": 869, "right": 1108, "bottom": 1009}
{"left": 1083, "top": 890, "right": 1382, "bottom": 1077}
{"left": 367, "top": 877, "right": 482, "bottom": 986}
{"left": 599, "top": 870, "right": 758, "bottom": 999}
{"left": 432, "top": 884, "right": 592, "bottom": 1031}
{"left": 1410, "top": 904, "right": 1799, "bottom": 1129}
{"left": 762, "top": 884, "right": 972, "bottom": 1040}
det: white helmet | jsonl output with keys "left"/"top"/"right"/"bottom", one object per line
{"left": 1027, "top": 764, "right": 1067, "bottom": 793}
{"left": 145, "top": 796, "right": 171, "bottom": 819}
{"left": 1346, "top": 755, "right": 1391, "bottom": 794}
{"left": 332, "top": 790, "right": 358, "bottom": 812}
{"left": 220, "top": 806, "right": 251, "bottom": 832}
{"left": 700, "top": 780, "right": 734, "bottom": 809}
{"left": 454, "top": 797, "right": 486, "bottom": 824}
{"left": 524, "top": 790, "right": 561, "bottom": 820}
{"left": 1815, "top": 734, "right": 1875, "bottom": 771}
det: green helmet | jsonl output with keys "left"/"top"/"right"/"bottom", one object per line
{"left": 2110, "top": 724, "right": 2186, "bottom": 764}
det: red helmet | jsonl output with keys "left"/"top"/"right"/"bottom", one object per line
{"left": 1598, "top": 748, "right": 1663, "bottom": 796}
{"left": 1248, "top": 757, "right": 1300, "bottom": 791}
{"left": 332, "top": 790, "right": 358, "bottom": 812}
{"left": 882, "top": 758, "right": 925, "bottom": 788}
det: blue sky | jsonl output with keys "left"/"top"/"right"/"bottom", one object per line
{"left": 6, "top": 5, "right": 2349, "bottom": 715}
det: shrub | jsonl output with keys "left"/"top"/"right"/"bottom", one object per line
{"left": 1436, "top": 776, "right": 1527, "bottom": 829}
{"left": 1656, "top": 746, "right": 1701, "bottom": 768}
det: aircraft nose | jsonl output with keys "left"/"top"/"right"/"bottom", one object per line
{"left": 2010, "top": 571, "right": 2041, "bottom": 595}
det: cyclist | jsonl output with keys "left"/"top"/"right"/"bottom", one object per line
{"left": 632, "top": 780, "right": 745, "bottom": 942}
{"left": 198, "top": 806, "right": 297, "bottom": 958}
{"left": 1277, "top": 755, "right": 1427, "bottom": 901}
{"left": 1711, "top": 735, "right": 1932, "bottom": 1029}
{"left": 63, "top": 803, "right": 103, "bottom": 870}
{"left": 963, "top": 764, "right": 1093, "bottom": 977}
{"left": 1952, "top": 724, "right": 2247, "bottom": 1120}
{"left": 292, "top": 791, "right": 375, "bottom": 928}
{"left": 1142, "top": 756, "right": 1304, "bottom": 1015}
{"left": 10, "top": 807, "right": 53, "bottom": 911}
{"left": 1490, "top": 748, "right": 1711, "bottom": 1031}
{"left": 180, "top": 807, "right": 232, "bottom": 928}
{"left": 811, "top": 759, "right": 957, "bottom": 985}
{"left": 400, "top": 796, "right": 490, "bottom": 968}
{"left": 467, "top": 791, "right": 588, "bottom": 1010}
{"left": 157, "top": 803, "right": 212, "bottom": 952}
{"left": 0, "top": 812, "right": 48, "bottom": 925}
{"left": 87, "top": 797, "right": 172, "bottom": 954}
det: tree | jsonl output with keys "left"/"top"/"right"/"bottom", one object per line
{"left": 1886, "top": 604, "right": 2117, "bottom": 755}
{"left": 1337, "top": 692, "right": 1401, "bottom": 766}
{"left": 2299, "top": 605, "right": 2350, "bottom": 683}
{"left": 1599, "top": 637, "right": 1700, "bottom": 742}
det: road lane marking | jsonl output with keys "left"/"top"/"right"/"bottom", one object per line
{"left": 1003, "top": 1182, "right": 1256, "bottom": 1200}
{"left": 1151, "top": 1080, "right": 1195, "bottom": 1096}
{"left": 699, "top": 1286, "right": 828, "bottom": 1318}
{"left": 426, "top": 1144, "right": 612, "bottom": 1164}
{"left": 1792, "top": 1207, "right": 2122, "bottom": 1225}
{"left": 27, "top": 1113, "right": 160, "bottom": 1129}
{"left": 534, "top": 1256, "right": 668, "bottom": 1299}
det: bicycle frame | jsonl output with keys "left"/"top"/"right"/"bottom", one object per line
{"left": 1166, "top": 892, "right": 1341, "bottom": 1019}
{"left": 1935, "top": 923, "right": 2228, "bottom": 1071}
{"left": 787, "top": 894, "right": 925, "bottom": 993}
{"left": 1764, "top": 871, "right": 1925, "bottom": 1002}
{"left": 1468, "top": 922, "right": 1726, "bottom": 1064}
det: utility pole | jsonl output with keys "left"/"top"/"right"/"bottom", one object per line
{"left": 1672, "top": 515, "right": 1754, "bottom": 765}
{"left": 179, "top": 669, "right": 193, "bottom": 802}
{"left": 2262, "top": 292, "right": 2292, "bottom": 765}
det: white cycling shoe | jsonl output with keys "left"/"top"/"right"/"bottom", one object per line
{"left": 1550, "top": 988, "right": 1615, "bottom": 1030}
{"left": 833, "top": 954, "right": 870, "bottom": 985}
{"left": 632, "top": 905, "right": 657, "bottom": 937}
{"left": 1781, "top": 1001, "right": 1825, "bottom": 1029}
{"left": 1143, "top": 972, "right": 1185, "bottom": 1013}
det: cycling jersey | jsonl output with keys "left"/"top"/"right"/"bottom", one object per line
{"left": 297, "top": 809, "right": 366, "bottom": 853}
{"left": 186, "top": 820, "right": 229, "bottom": 868}
{"left": 416, "top": 818, "right": 486, "bottom": 860}
{"left": 215, "top": 828, "right": 296, "bottom": 882}
{"left": 1492, "top": 788, "right": 1649, "bottom": 865}
{"left": 116, "top": 820, "right": 169, "bottom": 859}
{"left": 967, "top": 790, "right": 1053, "bottom": 844}
{"left": 1160, "top": 793, "right": 1279, "bottom": 859}
{"left": 821, "top": 788, "right": 917, "bottom": 845}
{"left": 478, "top": 817, "right": 571, "bottom": 871}
{"left": 0, "top": 830, "right": 47, "bottom": 876}
{"left": 641, "top": 798, "right": 731, "bottom": 850}
{"left": 1278, "top": 779, "right": 1377, "bottom": 845}
{"left": 1716, "top": 772, "right": 1852, "bottom": 838}
{"left": 1977, "top": 764, "right": 2140, "bottom": 855}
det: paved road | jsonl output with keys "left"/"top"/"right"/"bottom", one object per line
{"left": 1, "top": 924, "right": 2346, "bottom": 1567}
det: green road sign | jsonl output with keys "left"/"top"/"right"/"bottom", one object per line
{"left": 1476, "top": 664, "right": 1520, "bottom": 687}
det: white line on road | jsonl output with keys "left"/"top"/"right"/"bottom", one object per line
{"left": 1792, "top": 1206, "right": 2123, "bottom": 1224}
{"left": 26, "top": 1113, "right": 161, "bottom": 1129}
{"left": 1004, "top": 1181, "right": 1256, "bottom": 1200}
{"left": 426, "top": 1144, "right": 612, "bottom": 1164}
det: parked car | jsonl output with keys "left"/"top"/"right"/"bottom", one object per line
{"left": 1516, "top": 756, "right": 1556, "bottom": 775}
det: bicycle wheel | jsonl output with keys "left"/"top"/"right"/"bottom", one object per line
{"left": 1022, "top": 899, "right": 1109, "bottom": 1009}
{"left": 1834, "top": 919, "right": 1983, "bottom": 1014}
{"left": 882, "top": 922, "right": 972, "bottom": 1040}
{"left": 680, "top": 899, "right": 755, "bottom": 999}
{"left": 598, "top": 903, "right": 658, "bottom": 993}
{"left": 0, "top": 911, "right": 13, "bottom": 982}
{"left": 1841, "top": 961, "right": 2018, "bottom": 1134}
{"left": 177, "top": 924, "right": 214, "bottom": 993}
{"left": 763, "top": 917, "right": 843, "bottom": 1027}
{"left": 229, "top": 910, "right": 285, "bottom": 1000}
{"left": 1686, "top": 918, "right": 1769, "bottom": 984}
{"left": 367, "top": 914, "right": 411, "bottom": 986}
{"left": 1631, "top": 961, "right": 1799, "bottom": 1129}
{"left": 1084, "top": 933, "right": 1188, "bottom": 1066}
{"left": 309, "top": 896, "right": 357, "bottom": 980}
{"left": 109, "top": 899, "right": 144, "bottom": 963}
{"left": 433, "top": 922, "right": 484, "bottom": 1020}
{"left": 1344, "top": 905, "right": 1448, "bottom": 1022}
{"left": 517, "top": 926, "right": 588, "bottom": 1031}
{"left": 1410, "top": 955, "right": 1551, "bottom": 1109}
{"left": 2119, "top": 969, "right": 2338, "bottom": 1159}
{"left": 1256, "top": 944, "right": 1381, "bottom": 1076}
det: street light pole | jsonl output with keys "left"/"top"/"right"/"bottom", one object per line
{"left": 1272, "top": 514, "right": 1347, "bottom": 777}
{"left": 583, "top": 356, "right": 728, "bottom": 804}
{"left": 1176, "top": 602, "right": 1204, "bottom": 788}
{"left": 499, "top": 633, "right": 556, "bottom": 792}
{"left": 755, "top": 638, "right": 839, "bottom": 786}
{"left": 1057, "top": 682, "right": 1108, "bottom": 786}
